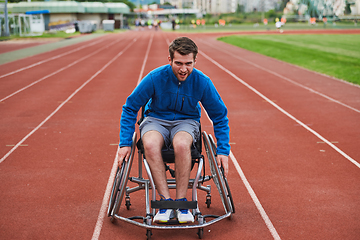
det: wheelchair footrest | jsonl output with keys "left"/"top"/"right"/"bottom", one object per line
{"left": 128, "top": 216, "right": 146, "bottom": 221}
{"left": 203, "top": 214, "right": 220, "bottom": 219}
{"left": 151, "top": 200, "right": 197, "bottom": 209}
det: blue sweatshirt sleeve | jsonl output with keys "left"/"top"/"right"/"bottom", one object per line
{"left": 200, "top": 80, "right": 230, "bottom": 156}
{"left": 119, "top": 73, "right": 155, "bottom": 147}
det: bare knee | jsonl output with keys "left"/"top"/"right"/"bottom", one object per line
{"left": 142, "top": 131, "right": 164, "bottom": 161}
{"left": 172, "top": 132, "right": 192, "bottom": 155}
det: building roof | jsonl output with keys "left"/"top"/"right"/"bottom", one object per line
{"left": 9, "top": 1, "right": 130, "bottom": 14}
{"left": 104, "top": 2, "right": 131, "bottom": 14}
{"left": 81, "top": 2, "right": 107, "bottom": 13}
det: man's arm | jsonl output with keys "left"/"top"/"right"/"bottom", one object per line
{"left": 200, "top": 80, "right": 231, "bottom": 168}
{"left": 119, "top": 72, "right": 155, "bottom": 147}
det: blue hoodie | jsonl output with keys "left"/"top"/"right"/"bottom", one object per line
{"left": 120, "top": 64, "right": 230, "bottom": 156}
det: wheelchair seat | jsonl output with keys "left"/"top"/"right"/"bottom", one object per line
{"left": 136, "top": 103, "right": 202, "bottom": 164}
{"left": 136, "top": 134, "right": 202, "bottom": 162}
{"left": 136, "top": 132, "right": 202, "bottom": 178}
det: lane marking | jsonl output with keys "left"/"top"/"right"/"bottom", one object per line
{"left": 0, "top": 37, "right": 106, "bottom": 79}
{"left": 6, "top": 144, "right": 28, "bottom": 147}
{"left": 1, "top": 37, "right": 123, "bottom": 103}
{"left": 229, "top": 151, "right": 281, "bottom": 240}
{"left": 91, "top": 147, "right": 119, "bottom": 240}
{"left": 200, "top": 40, "right": 360, "bottom": 114}
{"left": 0, "top": 38, "right": 137, "bottom": 164}
{"left": 91, "top": 33, "right": 154, "bottom": 240}
{"left": 199, "top": 50, "right": 360, "bottom": 169}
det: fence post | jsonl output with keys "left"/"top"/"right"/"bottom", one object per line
{"left": 4, "top": 0, "right": 10, "bottom": 36}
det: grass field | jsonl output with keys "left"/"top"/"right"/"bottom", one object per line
{"left": 176, "top": 22, "right": 360, "bottom": 33}
{"left": 218, "top": 34, "right": 360, "bottom": 85}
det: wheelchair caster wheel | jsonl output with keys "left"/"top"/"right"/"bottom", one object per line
{"left": 146, "top": 229, "right": 152, "bottom": 240}
{"left": 125, "top": 197, "right": 131, "bottom": 210}
{"left": 197, "top": 228, "right": 203, "bottom": 239}
{"left": 205, "top": 195, "right": 211, "bottom": 208}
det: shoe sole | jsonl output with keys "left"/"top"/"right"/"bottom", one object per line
{"left": 178, "top": 220, "right": 194, "bottom": 224}
{"left": 155, "top": 220, "right": 170, "bottom": 223}
{"left": 154, "top": 211, "right": 176, "bottom": 223}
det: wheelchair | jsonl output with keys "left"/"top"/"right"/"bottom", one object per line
{"left": 107, "top": 120, "right": 235, "bottom": 239}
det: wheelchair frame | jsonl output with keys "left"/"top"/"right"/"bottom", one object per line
{"left": 107, "top": 131, "right": 234, "bottom": 239}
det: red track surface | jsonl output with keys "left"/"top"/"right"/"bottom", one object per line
{"left": 1, "top": 29, "right": 359, "bottom": 240}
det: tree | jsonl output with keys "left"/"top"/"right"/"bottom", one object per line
{"left": 280, "top": 0, "right": 290, "bottom": 11}
{"left": 236, "top": 4, "right": 245, "bottom": 13}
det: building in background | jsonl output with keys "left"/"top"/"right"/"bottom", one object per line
{"left": 237, "top": 0, "right": 280, "bottom": 13}
{"left": 283, "top": 0, "right": 350, "bottom": 18}
{"left": 348, "top": 0, "right": 360, "bottom": 16}
{"left": 157, "top": 0, "right": 280, "bottom": 14}
{"left": 1, "top": 1, "right": 130, "bottom": 34}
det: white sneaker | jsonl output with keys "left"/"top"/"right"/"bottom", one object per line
{"left": 176, "top": 209, "right": 194, "bottom": 223}
{"left": 153, "top": 209, "right": 175, "bottom": 223}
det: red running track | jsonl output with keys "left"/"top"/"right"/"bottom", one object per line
{"left": 0, "top": 29, "right": 359, "bottom": 240}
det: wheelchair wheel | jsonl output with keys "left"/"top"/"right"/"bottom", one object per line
{"left": 202, "top": 132, "right": 234, "bottom": 215}
{"left": 107, "top": 163, "right": 126, "bottom": 217}
{"left": 220, "top": 165, "right": 235, "bottom": 214}
{"left": 209, "top": 135, "right": 235, "bottom": 214}
{"left": 108, "top": 132, "right": 137, "bottom": 222}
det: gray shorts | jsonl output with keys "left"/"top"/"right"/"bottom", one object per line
{"left": 139, "top": 116, "right": 200, "bottom": 148}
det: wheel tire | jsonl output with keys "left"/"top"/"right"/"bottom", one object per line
{"left": 202, "top": 132, "right": 234, "bottom": 214}
{"left": 107, "top": 164, "right": 125, "bottom": 217}
{"left": 125, "top": 198, "right": 131, "bottom": 210}
{"left": 205, "top": 196, "right": 211, "bottom": 208}
{"left": 197, "top": 228, "right": 204, "bottom": 239}
{"left": 108, "top": 132, "right": 137, "bottom": 220}
{"left": 146, "top": 230, "right": 152, "bottom": 240}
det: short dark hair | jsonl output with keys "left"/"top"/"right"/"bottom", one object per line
{"left": 169, "top": 37, "right": 198, "bottom": 61}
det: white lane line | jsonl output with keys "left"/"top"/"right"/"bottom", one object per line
{"left": 0, "top": 38, "right": 137, "bottom": 164}
{"left": 199, "top": 50, "right": 360, "bottom": 169}
{"left": 91, "top": 33, "right": 154, "bottom": 240}
{"left": 91, "top": 147, "right": 119, "bottom": 240}
{"left": 0, "top": 37, "right": 106, "bottom": 79}
{"left": 229, "top": 151, "right": 281, "bottom": 240}
{"left": 200, "top": 40, "right": 360, "bottom": 114}
{"left": 0, "top": 37, "right": 124, "bottom": 103}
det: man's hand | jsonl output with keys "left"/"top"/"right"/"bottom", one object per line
{"left": 116, "top": 146, "right": 131, "bottom": 168}
{"left": 216, "top": 154, "right": 229, "bottom": 177}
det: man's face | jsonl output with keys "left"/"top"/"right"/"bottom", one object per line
{"left": 168, "top": 51, "right": 196, "bottom": 82}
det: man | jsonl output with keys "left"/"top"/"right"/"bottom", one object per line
{"left": 117, "top": 37, "right": 230, "bottom": 224}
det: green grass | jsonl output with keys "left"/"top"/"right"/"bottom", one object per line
{"left": 218, "top": 34, "right": 360, "bottom": 85}
{"left": 175, "top": 22, "right": 360, "bottom": 33}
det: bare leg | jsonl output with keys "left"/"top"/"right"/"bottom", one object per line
{"left": 172, "top": 131, "right": 193, "bottom": 200}
{"left": 142, "top": 130, "right": 171, "bottom": 199}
